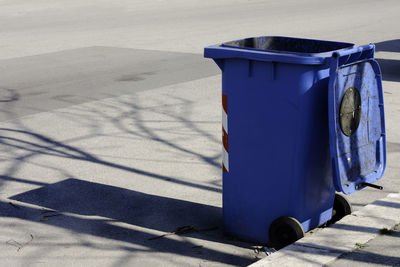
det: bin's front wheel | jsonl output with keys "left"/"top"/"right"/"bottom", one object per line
{"left": 330, "top": 193, "right": 352, "bottom": 223}
{"left": 269, "top": 216, "right": 305, "bottom": 249}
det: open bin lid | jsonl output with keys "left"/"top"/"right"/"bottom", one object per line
{"left": 328, "top": 58, "right": 386, "bottom": 194}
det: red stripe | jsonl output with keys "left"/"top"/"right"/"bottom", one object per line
{"left": 222, "top": 127, "right": 228, "bottom": 152}
{"left": 222, "top": 93, "right": 228, "bottom": 173}
{"left": 222, "top": 94, "right": 228, "bottom": 113}
{"left": 222, "top": 164, "right": 228, "bottom": 173}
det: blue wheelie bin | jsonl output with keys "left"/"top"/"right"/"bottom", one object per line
{"left": 204, "top": 36, "right": 386, "bottom": 248}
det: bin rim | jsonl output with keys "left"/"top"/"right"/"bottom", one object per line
{"left": 204, "top": 36, "right": 355, "bottom": 65}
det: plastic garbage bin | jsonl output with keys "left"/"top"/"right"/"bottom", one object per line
{"left": 204, "top": 36, "right": 386, "bottom": 248}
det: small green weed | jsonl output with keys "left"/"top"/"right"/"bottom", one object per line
{"left": 355, "top": 242, "right": 367, "bottom": 249}
{"left": 380, "top": 228, "right": 394, "bottom": 235}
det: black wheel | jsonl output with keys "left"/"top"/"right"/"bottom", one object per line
{"left": 269, "top": 216, "right": 305, "bottom": 249}
{"left": 330, "top": 193, "right": 352, "bottom": 223}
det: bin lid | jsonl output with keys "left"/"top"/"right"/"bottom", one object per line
{"left": 328, "top": 59, "right": 386, "bottom": 194}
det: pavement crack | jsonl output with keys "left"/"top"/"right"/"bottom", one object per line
{"left": 148, "top": 225, "right": 218, "bottom": 241}
{"left": 292, "top": 243, "right": 345, "bottom": 254}
{"left": 6, "top": 234, "right": 34, "bottom": 252}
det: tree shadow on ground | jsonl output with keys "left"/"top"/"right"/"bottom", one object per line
{"left": 375, "top": 39, "right": 400, "bottom": 53}
{"left": 4, "top": 178, "right": 257, "bottom": 266}
{"left": 375, "top": 58, "right": 400, "bottom": 83}
{"left": 0, "top": 127, "right": 221, "bottom": 193}
{"left": 0, "top": 45, "right": 257, "bottom": 265}
{"left": 0, "top": 46, "right": 220, "bottom": 121}
{"left": 288, "top": 242, "right": 400, "bottom": 266}
{"left": 374, "top": 39, "right": 400, "bottom": 82}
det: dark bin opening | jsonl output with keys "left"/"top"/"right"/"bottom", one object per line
{"left": 222, "top": 36, "right": 353, "bottom": 54}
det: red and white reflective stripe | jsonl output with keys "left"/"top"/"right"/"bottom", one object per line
{"left": 222, "top": 94, "right": 229, "bottom": 172}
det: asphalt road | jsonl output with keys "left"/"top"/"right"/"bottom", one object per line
{"left": 0, "top": 47, "right": 218, "bottom": 121}
{"left": 1, "top": 0, "right": 399, "bottom": 209}
{"left": 1, "top": 0, "right": 399, "bottom": 118}
{"left": 0, "top": 0, "right": 399, "bottom": 266}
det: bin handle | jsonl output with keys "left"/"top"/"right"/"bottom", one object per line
{"left": 329, "top": 43, "right": 375, "bottom": 79}
{"left": 330, "top": 44, "right": 375, "bottom": 68}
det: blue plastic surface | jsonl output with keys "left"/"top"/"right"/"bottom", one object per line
{"left": 222, "top": 36, "right": 354, "bottom": 56}
{"left": 204, "top": 36, "right": 384, "bottom": 245}
{"left": 328, "top": 47, "right": 386, "bottom": 194}
{"left": 205, "top": 36, "right": 354, "bottom": 66}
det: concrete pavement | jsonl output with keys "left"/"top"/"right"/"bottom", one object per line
{"left": 0, "top": 76, "right": 261, "bottom": 266}
{"left": 329, "top": 227, "right": 400, "bottom": 267}
{"left": 0, "top": 47, "right": 219, "bottom": 121}
{"left": 1, "top": 0, "right": 400, "bottom": 266}
{"left": 1, "top": 69, "right": 399, "bottom": 267}
{"left": 250, "top": 193, "right": 400, "bottom": 267}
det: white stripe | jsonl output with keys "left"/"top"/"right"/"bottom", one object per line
{"left": 222, "top": 109, "right": 228, "bottom": 133}
{"left": 223, "top": 148, "right": 229, "bottom": 172}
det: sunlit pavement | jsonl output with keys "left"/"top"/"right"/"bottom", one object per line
{"left": 1, "top": 1, "right": 399, "bottom": 266}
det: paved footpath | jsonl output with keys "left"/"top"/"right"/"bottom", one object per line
{"left": 329, "top": 228, "right": 400, "bottom": 267}
{"left": 1, "top": 1, "right": 400, "bottom": 266}
{"left": 251, "top": 193, "right": 400, "bottom": 267}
